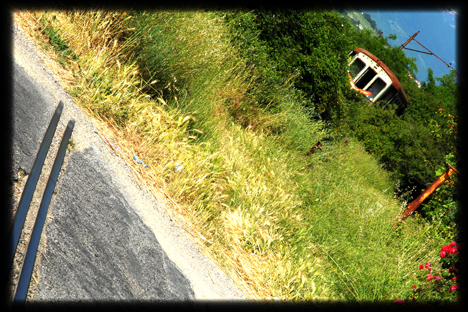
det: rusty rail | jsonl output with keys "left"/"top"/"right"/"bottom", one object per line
{"left": 400, "top": 31, "right": 421, "bottom": 50}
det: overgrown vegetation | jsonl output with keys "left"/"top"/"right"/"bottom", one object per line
{"left": 13, "top": 7, "right": 459, "bottom": 303}
{"left": 223, "top": 8, "right": 460, "bottom": 237}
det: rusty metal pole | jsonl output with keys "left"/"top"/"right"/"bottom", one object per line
{"left": 396, "top": 167, "right": 456, "bottom": 224}
{"left": 411, "top": 38, "right": 458, "bottom": 81}
{"left": 399, "top": 30, "right": 458, "bottom": 82}
{"left": 400, "top": 31, "right": 420, "bottom": 50}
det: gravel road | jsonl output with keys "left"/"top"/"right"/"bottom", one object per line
{"left": 6, "top": 18, "right": 246, "bottom": 307}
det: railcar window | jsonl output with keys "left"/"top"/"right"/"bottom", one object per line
{"left": 367, "top": 78, "right": 386, "bottom": 101}
{"left": 355, "top": 68, "right": 376, "bottom": 90}
{"left": 349, "top": 58, "right": 366, "bottom": 79}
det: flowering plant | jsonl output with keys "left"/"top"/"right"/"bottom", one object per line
{"left": 405, "top": 241, "right": 461, "bottom": 303}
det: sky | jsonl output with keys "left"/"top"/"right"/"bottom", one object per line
{"left": 359, "top": 8, "right": 458, "bottom": 83}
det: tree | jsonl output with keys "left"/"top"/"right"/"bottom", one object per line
{"left": 435, "top": 70, "right": 459, "bottom": 112}
{"left": 424, "top": 67, "right": 437, "bottom": 95}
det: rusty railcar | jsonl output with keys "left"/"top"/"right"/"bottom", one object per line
{"left": 348, "top": 48, "right": 408, "bottom": 115}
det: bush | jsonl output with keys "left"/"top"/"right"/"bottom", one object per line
{"left": 405, "top": 241, "right": 461, "bottom": 305}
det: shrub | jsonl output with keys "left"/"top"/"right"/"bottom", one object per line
{"left": 406, "top": 241, "right": 461, "bottom": 305}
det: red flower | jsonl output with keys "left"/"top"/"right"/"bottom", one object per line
{"left": 449, "top": 247, "right": 458, "bottom": 255}
{"left": 449, "top": 241, "right": 456, "bottom": 247}
{"left": 427, "top": 272, "right": 433, "bottom": 281}
{"left": 425, "top": 262, "right": 432, "bottom": 271}
{"left": 441, "top": 250, "right": 446, "bottom": 258}
{"left": 449, "top": 285, "right": 459, "bottom": 292}
{"left": 453, "top": 276, "right": 458, "bottom": 281}
{"left": 419, "top": 264, "right": 424, "bottom": 270}
{"left": 435, "top": 276, "right": 441, "bottom": 281}
{"left": 413, "top": 285, "right": 417, "bottom": 290}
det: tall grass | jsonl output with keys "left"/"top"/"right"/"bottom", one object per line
{"left": 14, "top": 9, "right": 446, "bottom": 302}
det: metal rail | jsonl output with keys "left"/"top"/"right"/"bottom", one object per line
{"left": 13, "top": 119, "right": 75, "bottom": 308}
{"left": 4, "top": 101, "right": 74, "bottom": 308}
{"left": 3, "top": 101, "right": 63, "bottom": 286}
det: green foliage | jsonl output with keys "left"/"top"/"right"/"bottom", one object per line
{"left": 224, "top": 9, "right": 353, "bottom": 119}
{"left": 39, "top": 8, "right": 461, "bottom": 301}
{"left": 423, "top": 69, "right": 459, "bottom": 112}
{"left": 400, "top": 75, "right": 459, "bottom": 185}
{"left": 424, "top": 67, "right": 437, "bottom": 95}
{"left": 223, "top": 10, "right": 288, "bottom": 109}
{"left": 293, "top": 137, "right": 446, "bottom": 301}
{"left": 222, "top": 8, "right": 460, "bottom": 214}
{"left": 409, "top": 69, "right": 458, "bottom": 123}
{"left": 420, "top": 154, "right": 459, "bottom": 241}
{"left": 342, "top": 101, "right": 442, "bottom": 191}
{"left": 401, "top": 75, "right": 459, "bottom": 236}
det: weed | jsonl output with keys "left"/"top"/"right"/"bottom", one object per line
{"left": 67, "top": 138, "right": 75, "bottom": 152}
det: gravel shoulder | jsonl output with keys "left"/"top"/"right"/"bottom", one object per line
{"left": 10, "top": 19, "right": 246, "bottom": 303}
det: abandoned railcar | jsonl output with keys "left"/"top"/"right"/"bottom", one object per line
{"left": 348, "top": 48, "right": 408, "bottom": 115}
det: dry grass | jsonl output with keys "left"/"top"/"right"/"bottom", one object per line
{"left": 14, "top": 11, "right": 76, "bottom": 86}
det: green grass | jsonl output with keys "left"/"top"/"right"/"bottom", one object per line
{"left": 293, "top": 138, "right": 444, "bottom": 301}
{"left": 19, "top": 9, "right": 448, "bottom": 302}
